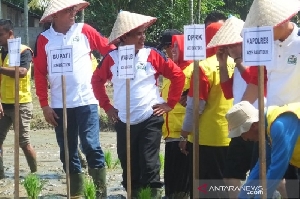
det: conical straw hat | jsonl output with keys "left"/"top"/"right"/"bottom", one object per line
{"left": 40, "top": 0, "right": 89, "bottom": 23}
{"left": 244, "top": 0, "right": 300, "bottom": 28}
{"left": 108, "top": 11, "right": 157, "bottom": 44}
{"left": 207, "top": 16, "right": 244, "bottom": 48}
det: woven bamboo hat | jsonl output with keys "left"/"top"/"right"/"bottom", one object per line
{"left": 207, "top": 16, "right": 244, "bottom": 48}
{"left": 40, "top": 0, "right": 89, "bottom": 23}
{"left": 244, "top": 0, "right": 300, "bottom": 28}
{"left": 108, "top": 11, "right": 157, "bottom": 44}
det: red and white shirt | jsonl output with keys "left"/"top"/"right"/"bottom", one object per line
{"left": 33, "top": 23, "right": 115, "bottom": 108}
{"left": 92, "top": 47, "right": 185, "bottom": 124}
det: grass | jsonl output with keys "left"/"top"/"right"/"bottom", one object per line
{"left": 138, "top": 186, "right": 152, "bottom": 199}
{"left": 30, "top": 80, "right": 115, "bottom": 131}
{"left": 83, "top": 177, "right": 96, "bottom": 199}
{"left": 104, "top": 150, "right": 120, "bottom": 169}
{"left": 22, "top": 173, "right": 46, "bottom": 199}
{"left": 159, "top": 153, "right": 164, "bottom": 173}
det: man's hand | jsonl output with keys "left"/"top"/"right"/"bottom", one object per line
{"left": 152, "top": 103, "right": 172, "bottom": 116}
{"left": 227, "top": 44, "right": 242, "bottom": 63}
{"left": 42, "top": 106, "right": 59, "bottom": 127}
{"left": 0, "top": 103, "right": 4, "bottom": 119}
{"left": 216, "top": 47, "right": 229, "bottom": 66}
{"left": 179, "top": 95, "right": 187, "bottom": 107}
{"left": 106, "top": 107, "right": 119, "bottom": 123}
{"left": 179, "top": 140, "right": 188, "bottom": 155}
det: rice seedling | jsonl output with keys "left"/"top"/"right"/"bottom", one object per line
{"left": 104, "top": 150, "right": 113, "bottom": 169}
{"left": 22, "top": 173, "right": 45, "bottom": 199}
{"left": 83, "top": 176, "right": 96, "bottom": 199}
{"left": 138, "top": 186, "right": 152, "bottom": 199}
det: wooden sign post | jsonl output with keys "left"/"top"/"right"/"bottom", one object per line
{"left": 184, "top": 24, "right": 206, "bottom": 198}
{"left": 8, "top": 37, "right": 21, "bottom": 199}
{"left": 118, "top": 45, "right": 135, "bottom": 199}
{"left": 242, "top": 26, "right": 274, "bottom": 199}
{"left": 49, "top": 45, "right": 74, "bottom": 199}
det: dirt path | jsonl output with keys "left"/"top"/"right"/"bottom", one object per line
{"left": 0, "top": 130, "right": 165, "bottom": 198}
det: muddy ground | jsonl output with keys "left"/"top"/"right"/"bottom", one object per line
{"left": 0, "top": 130, "right": 166, "bottom": 198}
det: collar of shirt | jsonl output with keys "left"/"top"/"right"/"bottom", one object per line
{"left": 49, "top": 23, "right": 77, "bottom": 36}
{"left": 275, "top": 23, "right": 298, "bottom": 46}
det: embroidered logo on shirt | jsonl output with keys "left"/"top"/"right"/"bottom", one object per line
{"left": 136, "top": 62, "right": 146, "bottom": 71}
{"left": 287, "top": 55, "right": 297, "bottom": 65}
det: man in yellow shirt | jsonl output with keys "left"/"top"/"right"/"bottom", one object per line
{"left": 0, "top": 19, "right": 37, "bottom": 179}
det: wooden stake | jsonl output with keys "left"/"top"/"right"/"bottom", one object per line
{"left": 62, "top": 75, "right": 70, "bottom": 198}
{"left": 14, "top": 66, "right": 20, "bottom": 199}
{"left": 192, "top": 60, "right": 200, "bottom": 198}
{"left": 258, "top": 66, "right": 266, "bottom": 199}
{"left": 126, "top": 78, "right": 132, "bottom": 199}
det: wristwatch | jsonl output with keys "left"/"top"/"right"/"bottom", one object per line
{"left": 180, "top": 135, "right": 187, "bottom": 142}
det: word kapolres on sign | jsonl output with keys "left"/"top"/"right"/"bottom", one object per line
{"left": 242, "top": 26, "right": 274, "bottom": 66}
{"left": 49, "top": 46, "right": 73, "bottom": 75}
{"left": 8, "top": 37, "right": 21, "bottom": 67}
{"left": 118, "top": 45, "right": 135, "bottom": 79}
{"left": 184, "top": 24, "right": 206, "bottom": 61}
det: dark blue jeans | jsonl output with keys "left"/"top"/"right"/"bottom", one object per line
{"left": 54, "top": 104, "right": 105, "bottom": 174}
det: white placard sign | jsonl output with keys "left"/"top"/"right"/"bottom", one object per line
{"left": 8, "top": 37, "right": 21, "bottom": 67}
{"left": 118, "top": 45, "right": 135, "bottom": 79}
{"left": 184, "top": 24, "right": 206, "bottom": 60}
{"left": 242, "top": 26, "right": 274, "bottom": 66}
{"left": 49, "top": 46, "right": 73, "bottom": 75}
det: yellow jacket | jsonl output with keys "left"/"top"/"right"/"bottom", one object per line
{"left": 188, "top": 55, "right": 235, "bottom": 146}
{"left": 0, "top": 45, "right": 32, "bottom": 104}
{"left": 162, "top": 63, "right": 193, "bottom": 139}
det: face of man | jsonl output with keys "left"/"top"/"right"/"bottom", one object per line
{"left": 122, "top": 26, "right": 146, "bottom": 51}
{"left": 0, "top": 26, "right": 12, "bottom": 47}
{"left": 273, "top": 20, "right": 291, "bottom": 41}
{"left": 171, "top": 41, "right": 179, "bottom": 63}
{"left": 53, "top": 6, "right": 78, "bottom": 27}
{"left": 241, "top": 122, "right": 259, "bottom": 142}
{"left": 164, "top": 45, "right": 173, "bottom": 59}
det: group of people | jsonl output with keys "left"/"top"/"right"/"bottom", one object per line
{"left": 1, "top": 0, "right": 300, "bottom": 198}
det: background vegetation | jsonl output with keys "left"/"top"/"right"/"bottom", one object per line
{"left": 7, "top": 0, "right": 300, "bottom": 44}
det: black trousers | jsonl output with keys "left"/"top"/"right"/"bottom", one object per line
{"left": 115, "top": 115, "right": 164, "bottom": 191}
{"left": 164, "top": 141, "right": 190, "bottom": 197}
{"left": 283, "top": 164, "right": 300, "bottom": 199}
{"left": 187, "top": 142, "right": 228, "bottom": 199}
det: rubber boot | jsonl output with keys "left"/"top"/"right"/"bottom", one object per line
{"left": 0, "top": 154, "right": 4, "bottom": 179}
{"left": 70, "top": 173, "right": 84, "bottom": 198}
{"left": 22, "top": 144, "right": 37, "bottom": 173}
{"left": 151, "top": 188, "right": 163, "bottom": 199}
{"left": 88, "top": 167, "right": 107, "bottom": 198}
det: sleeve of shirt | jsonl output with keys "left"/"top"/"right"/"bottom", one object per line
{"left": 238, "top": 141, "right": 271, "bottom": 199}
{"left": 148, "top": 49, "right": 185, "bottom": 108}
{"left": 182, "top": 96, "right": 206, "bottom": 132}
{"left": 187, "top": 66, "right": 210, "bottom": 101}
{"left": 91, "top": 53, "right": 114, "bottom": 112}
{"left": 20, "top": 49, "right": 33, "bottom": 70}
{"left": 247, "top": 66, "right": 268, "bottom": 96}
{"left": 82, "top": 23, "right": 116, "bottom": 56}
{"left": 262, "top": 114, "right": 298, "bottom": 198}
{"left": 33, "top": 34, "right": 49, "bottom": 107}
{"left": 220, "top": 76, "right": 234, "bottom": 99}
